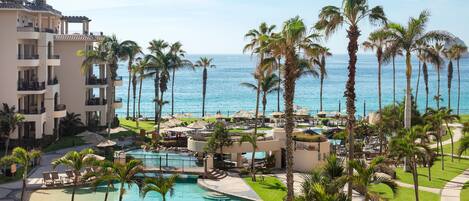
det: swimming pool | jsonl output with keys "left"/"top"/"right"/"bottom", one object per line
{"left": 242, "top": 152, "right": 266, "bottom": 160}
{"left": 126, "top": 149, "right": 201, "bottom": 169}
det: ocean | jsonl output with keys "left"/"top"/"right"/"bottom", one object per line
{"left": 114, "top": 54, "right": 469, "bottom": 118}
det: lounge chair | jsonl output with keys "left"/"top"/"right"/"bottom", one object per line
{"left": 50, "top": 171, "right": 62, "bottom": 185}
{"left": 42, "top": 172, "right": 53, "bottom": 186}
{"left": 65, "top": 170, "right": 75, "bottom": 184}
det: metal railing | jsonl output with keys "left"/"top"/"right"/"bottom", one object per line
{"left": 19, "top": 107, "right": 45, "bottom": 115}
{"left": 129, "top": 154, "right": 202, "bottom": 172}
{"left": 54, "top": 104, "right": 66, "bottom": 111}
{"left": 17, "top": 26, "right": 39, "bottom": 32}
{"left": 17, "top": 81, "right": 45, "bottom": 91}
{"left": 48, "top": 54, "right": 60, "bottom": 59}
{"left": 17, "top": 54, "right": 39, "bottom": 60}
{"left": 90, "top": 32, "right": 104, "bottom": 36}
{"left": 86, "top": 78, "right": 107, "bottom": 85}
{"left": 86, "top": 98, "right": 107, "bottom": 106}
{"left": 48, "top": 77, "right": 58, "bottom": 85}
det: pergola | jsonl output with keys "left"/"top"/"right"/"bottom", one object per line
{"left": 60, "top": 16, "right": 91, "bottom": 34}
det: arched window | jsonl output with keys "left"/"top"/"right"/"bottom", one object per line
{"left": 47, "top": 41, "right": 52, "bottom": 59}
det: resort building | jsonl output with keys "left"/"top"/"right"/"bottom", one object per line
{"left": 0, "top": 0, "right": 120, "bottom": 148}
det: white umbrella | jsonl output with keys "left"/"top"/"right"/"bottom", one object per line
{"left": 188, "top": 121, "right": 208, "bottom": 129}
{"left": 84, "top": 154, "right": 105, "bottom": 161}
{"left": 96, "top": 140, "right": 117, "bottom": 148}
{"left": 163, "top": 127, "right": 194, "bottom": 133}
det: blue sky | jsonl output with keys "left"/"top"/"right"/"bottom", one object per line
{"left": 49, "top": 0, "right": 469, "bottom": 54}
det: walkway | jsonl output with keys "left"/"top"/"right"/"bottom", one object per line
{"left": 441, "top": 168, "right": 469, "bottom": 201}
{"left": 198, "top": 172, "right": 261, "bottom": 201}
{"left": 430, "top": 123, "right": 463, "bottom": 149}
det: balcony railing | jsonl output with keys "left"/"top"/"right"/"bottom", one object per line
{"left": 18, "top": 81, "right": 45, "bottom": 91}
{"left": 41, "top": 28, "right": 58, "bottom": 34}
{"left": 86, "top": 77, "right": 107, "bottom": 85}
{"left": 54, "top": 104, "right": 66, "bottom": 111}
{"left": 17, "top": 26, "right": 40, "bottom": 32}
{"left": 19, "top": 107, "right": 46, "bottom": 115}
{"left": 86, "top": 98, "right": 107, "bottom": 106}
{"left": 48, "top": 77, "right": 58, "bottom": 85}
{"left": 18, "top": 54, "right": 39, "bottom": 60}
{"left": 90, "top": 32, "right": 104, "bottom": 36}
{"left": 48, "top": 55, "right": 60, "bottom": 59}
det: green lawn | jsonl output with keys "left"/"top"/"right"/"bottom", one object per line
{"left": 396, "top": 156, "right": 469, "bottom": 188}
{"left": 119, "top": 118, "right": 156, "bottom": 132}
{"left": 108, "top": 130, "right": 136, "bottom": 139}
{"left": 243, "top": 176, "right": 286, "bottom": 201}
{"left": 461, "top": 181, "right": 469, "bottom": 200}
{"left": 370, "top": 184, "right": 439, "bottom": 201}
{"left": 460, "top": 114, "right": 469, "bottom": 123}
{"left": 43, "top": 136, "right": 86, "bottom": 153}
{"left": 440, "top": 140, "right": 468, "bottom": 156}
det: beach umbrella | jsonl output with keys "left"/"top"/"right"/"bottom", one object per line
{"left": 188, "top": 121, "right": 208, "bottom": 129}
{"left": 96, "top": 140, "right": 117, "bottom": 148}
{"left": 77, "top": 131, "right": 106, "bottom": 144}
{"left": 162, "top": 126, "right": 194, "bottom": 133}
{"left": 84, "top": 154, "right": 105, "bottom": 161}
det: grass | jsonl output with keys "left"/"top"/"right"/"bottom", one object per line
{"left": 370, "top": 184, "right": 440, "bottom": 201}
{"left": 440, "top": 140, "right": 467, "bottom": 156}
{"left": 459, "top": 114, "right": 469, "bottom": 123}
{"left": 43, "top": 136, "right": 86, "bottom": 153}
{"left": 108, "top": 130, "right": 136, "bottom": 140}
{"left": 119, "top": 118, "right": 156, "bottom": 132}
{"left": 461, "top": 181, "right": 469, "bottom": 200}
{"left": 243, "top": 176, "right": 287, "bottom": 201}
{"left": 395, "top": 156, "right": 469, "bottom": 189}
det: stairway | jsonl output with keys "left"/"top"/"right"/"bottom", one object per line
{"left": 206, "top": 169, "right": 228, "bottom": 180}
{"left": 203, "top": 192, "right": 232, "bottom": 201}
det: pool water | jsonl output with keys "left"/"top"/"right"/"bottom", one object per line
{"left": 126, "top": 149, "right": 200, "bottom": 169}
{"left": 242, "top": 152, "right": 266, "bottom": 160}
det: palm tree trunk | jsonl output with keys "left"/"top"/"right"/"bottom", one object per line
{"left": 262, "top": 92, "right": 267, "bottom": 128}
{"left": 253, "top": 78, "right": 261, "bottom": 157}
{"left": 392, "top": 55, "right": 396, "bottom": 108}
{"left": 345, "top": 26, "right": 359, "bottom": 198}
{"left": 437, "top": 67, "right": 441, "bottom": 109}
{"left": 404, "top": 51, "right": 412, "bottom": 129}
{"left": 284, "top": 51, "right": 297, "bottom": 201}
{"left": 138, "top": 78, "right": 143, "bottom": 118}
{"left": 412, "top": 159, "right": 420, "bottom": 201}
{"left": 415, "top": 60, "right": 421, "bottom": 107}
{"left": 378, "top": 57, "right": 383, "bottom": 154}
{"left": 119, "top": 183, "right": 124, "bottom": 201}
{"left": 446, "top": 122, "right": 454, "bottom": 161}
{"left": 251, "top": 145, "right": 256, "bottom": 182}
{"left": 133, "top": 88, "right": 136, "bottom": 120}
{"left": 171, "top": 67, "right": 175, "bottom": 116}
{"left": 154, "top": 71, "right": 160, "bottom": 124}
{"left": 440, "top": 131, "right": 445, "bottom": 170}
{"left": 157, "top": 92, "right": 165, "bottom": 135}
{"left": 202, "top": 68, "right": 207, "bottom": 117}
{"left": 457, "top": 59, "right": 461, "bottom": 115}
{"left": 4, "top": 138, "right": 10, "bottom": 157}
{"left": 126, "top": 66, "right": 131, "bottom": 119}
{"left": 104, "top": 182, "right": 110, "bottom": 201}
{"left": 106, "top": 65, "right": 114, "bottom": 139}
{"left": 277, "top": 58, "right": 281, "bottom": 112}
{"left": 428, "top": 159, "right": 432, "bottom": 181}
{"left": 71, "top": 175, "right": 78, "bottom": 201}
{"left": 320, "top": 76, "right": 324, "bottom": 112}
{"left": 21, "top": 178, "right": 26, "bottom": 201}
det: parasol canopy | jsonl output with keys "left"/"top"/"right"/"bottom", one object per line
{"left": 96, "top": 140, "right": 117, "bottom": 148}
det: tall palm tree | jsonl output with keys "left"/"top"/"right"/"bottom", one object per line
{"left": 428, "top": 43, "right": 446, "bottom": 109}
{"left": 60, "top": 112, "right": 85, "bottom": 137}
{"left": 136, "top": 57, "right": 152, "bottom": 118}
{"left": 0, "top": 103, "right": 25, "bottom": 156}
{"left": 449, "top": 44, "right": 468, "bottom": 115}
{"left": 168, "top": 42, "right": 192, "bottom": 116}
{"left": 141, "top": 174, "right": 179, "bottom": 201}
{"left": 194, "top": 57, "right": 215, "bottom": 117}
{"left": 147, "top": 39, "right": 169, "bottom": 124}
{"left": 349, "top": 157, "right": 398, "bottom": 201}
{"left": 82, "top": 160, "right": 116, "bottom": 201}
{"left": 0, "top": 147, "right": 41, "bottom": 201}
{"left": 316, "top": 1, "right": 387, "bottom": 197}
{"left": 446, "top": 51, "right": 454, "bottom": 110}
{"left": 51, "top": 148, "right": 96, "bottom": 201}
{"left": 362, "top": 29, "right": 391, "bottom": 154}
{"left": 458, "top": 135, "right": 469, "bottom": 158}
{"left": 388, "top": 126, "right": 431, "bottom": 201}
{"left": 121, "top": 40, "right": 141, "bottom": 119}
{"left": 424, "top": 107, "right": 446, "bottom": 170}
{"left": 385, "top": 11, "right": 452, "bottom": 128}
{"left": 112, "top": 159, "right": 143, "bottom": 201}
{"left": 239, "top": 133, "right": 265, "bottom": 181}
{"left": 305, "top": 45, "right": 331, "bottom": 112}
{"left": 241, "top": 72, "right": 280, "bottom": 127}
{"left": 440, "top": 108, "right": 460, "bottom": 161}
{"left": 383, "top": 43, "right": 403, "bottom": 108}
{"left": 131, "top": 65, "right": 138, "bottom": 119}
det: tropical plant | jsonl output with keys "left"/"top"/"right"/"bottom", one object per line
{"left": 428, "top": 43, "right": 446, "bottom": 109}
{"left": 449, "top": 44, "right": 468, "bottom": 115}
{"left": 141, "top": 174, "right": 179, "bottom": 201}
{"left": 383, "top": 44, "right": 403, "bottom": 108}
{"left": 385, "top": 10, "right": 452, "bottom": 128}
{"left": 349, "top": 157, "right": 398, "bottom": 201}
{"left": 147, "top": 39, "right": 168, "bottom": 124}
{"left": 458, "top": 135, "right": 469, "bottom": 158}
{"left": 136, "top": 57, "right": 152, "bottom": 118}
{"left": 168, "top": 42, "right": 192, "bottom": 116}
{"left": 316, "top": 1, "right": 387, "bottom": 197}
{"left": 82, "top": 160, "right": 116, "bottom": 201}
{"left": 131, "top": 64, "right": 138, "bottom": 119}
{"left": 120, "top": 40, "right": 141, "bottom": 119}
{"left": 112, "top": 159, "right": 144, "bottom": 201}
{"left": 388, "top": 126, "right": 431, "bottom": 201}
{"left": 239, "top": 133, "right": 265, "bottom": 181}
{"left": 60, "top": 112, "right": 85, "bottom": 136}
{"left": 424, "top": 107, "right": 446, "bottom": 169}
{"left": 440, "top": 108, "right": 460, "bottom": 161}
{"left": 51, "top": 148, "right": 96, "bottom": 201}
{"left": 362, "top": 29, "right": 391, "bottom": 154}
{"left": 194, "top": 57, "right": 215, "bottom": 117}
{"left": 204, "top": 122, "right": 232, "bottom": 168}
{"left": 305, "top": 44, "right": 331, "bottom": 112}
{"left": 0, "top": 103, "right": 25, "bottom": 156}
{"left": 445, "top": 48, "right": 455, "bottom": 110}
{"left": 0, "top": 147, "right": 41, "bottom": 201}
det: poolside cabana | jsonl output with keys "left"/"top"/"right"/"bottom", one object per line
{"left": 188, "top": 121, "right": 208, "bottom": 130}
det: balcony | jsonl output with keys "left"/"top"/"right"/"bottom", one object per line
{"left": 17, "top": 54, "right": 39, "bottom": 66}
{"left": 17, "top": 81, "right": 46, "bottom": 94}
{"left": 86, "top": 98, "right": 107, "bottom": 106}
{"left": 86, "top": 77, "right": 107, "bottom": 87}
{"left": 48, "top": 77, "right": 58, "bottom": 85}
{"left": 17, "top": 27, "right": 40, "bottom": 39}
{"left": 19, "top": 107, "right": 46, "bottom": 115}
{"left": 47, "top": 55, "right": 61, "bottom": 66}
{"left": 53, "top": 104, "right": 66, "bottom": 118}
{"left": 19, "top": 107, "right": 46, "bottom": 123}
{"left": 113, "top": 97, "right": 123, "bottom": 109}
{"left": 113, "top": 76, "right": 123, "bottom": 86}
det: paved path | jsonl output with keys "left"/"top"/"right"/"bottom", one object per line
{"left": 430, "top": 123, "right": 463, "bottom": 149}
{"left": 198, "top": 172, "right": 261, "bottom": 201}
{"left": 394, "top": 180, "right": 441, "bottom": 194}
{"left": 441, "top": 168, "right": 469, "bottom": 201}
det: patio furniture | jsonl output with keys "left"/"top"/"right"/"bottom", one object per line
{"left": 50, "top": 171, "right": 62, "bottom": 185}
{"left": 65, "top": 170, "right": 75, "bottom": 183}
{"left": 42, "top": 172, "right": 53, "bottom": 186}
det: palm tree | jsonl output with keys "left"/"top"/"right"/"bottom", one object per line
{"left": 112, "top": 159, "right": 143, "bottom": 201}
{"left": 424, "top": 107, "right": 446, "bottom": 170}
{"left": 388, "top": 126, "right": 431, "bottom": 201}
{"left": 446, "top": 52, "right": 454, "bottom": 110}
{"left": 0, "top": 103, "right": 25, "bottom": 156}
{"left": 316, "top": 1, "right": 387, "bottom": 197}
{"left": 82, "top": 160, "right": 116, "bottom": 201}
{"left": 385, "top": 11, "right": 452, "bottom": 128}
{"left": 131, "top": 65, "right": 138, "bottom": 119}
{"left": 59, "top": 112, "right": 85, "bottom": 137}
{"left": 383, "top": 43, "right": 403, "bottom": 108}
{"left": 239, "top": 133, "right": 265, "bottom": 181}
{"left": 305, "top": 45, "right": 331, "bottom": 112}
{"left": 168, "top": 42, "right": 192, "bottom": 116}
{"left": 136, "top": 58, "right": 151, "bottom": 118}
{"left": 194, "top": 57, "right": 215, "bottom": 117}
{"left": 449, "top": 44, "right": 468, "bottom": 115}
{"left": 429, "top": 43, "right": 446, "bottom": 109}
{"left": 241, "top": 72, "right": 280, "bottom": 127}
{"left": 204, "top": 122, "right": 232, "bottom": 169}
{"left": 121, "top": 40, "right": 141, "bottom": 119}
{"left": 362, "top": 29, "right": 391, "bottom": 154}
{"left": 349, "top": 157, "right": 398, "bottom": 200}
{"left": 0, "top": 147, "right": 41, "bottom": 201}
{"left": 147, "top": 39, "right": 169, "bottom": 124}
{"left": 458, "top": 135, "right": 469, "bottom": 158}
{"left": 51, "top": 148, "right": 96, "bottom": 201}
{"left": 440, "top": 108, "right": 460, "bottom": 161}
{"left": 141, "top": 174, "right": 179, "bottom": 201}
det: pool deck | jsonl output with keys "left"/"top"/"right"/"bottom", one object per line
{"left": 198, "top": 172, "right": 261, "bottom": 201}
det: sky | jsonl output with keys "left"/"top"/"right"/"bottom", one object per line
{"left": 48, "top": 0, "right": 469, "bottom": 54}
